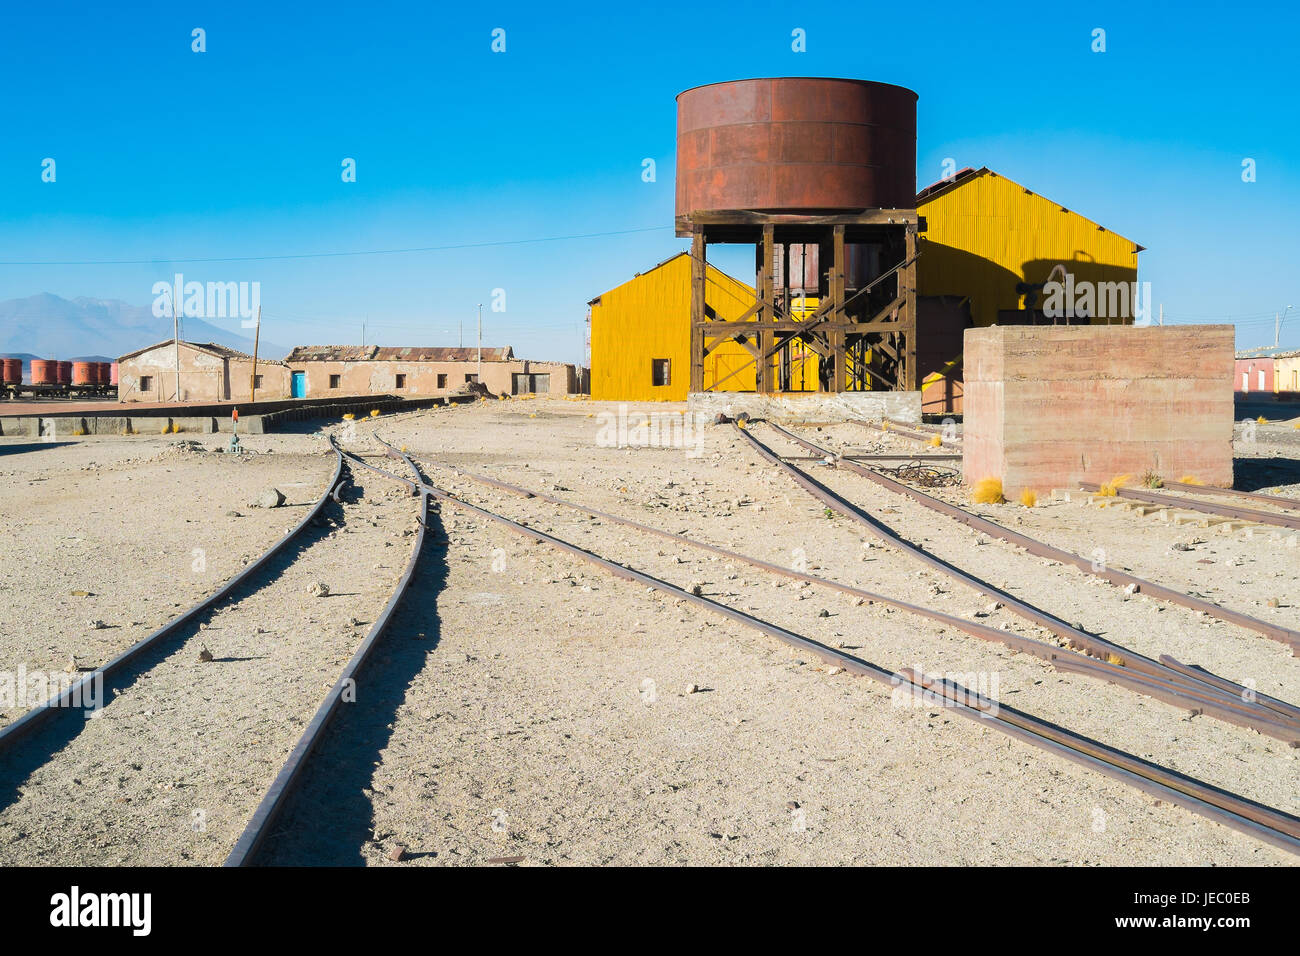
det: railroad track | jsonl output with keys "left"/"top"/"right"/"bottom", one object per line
{"left": 1078, "top": 481, "right": 1300, "bottom": 533}
{"left": 225, "top": 435, "right": 430, "bottom": 865}
{"left": 337, "top": 432, "right": 1300, "bottom": 858}
{"left": 1163, "top": 480, "right": 1300, "bottom": 512}
{"left": 857, "top": 418, "right": 961, "bottom": 450}
{"left": 757, "top": 421, "right": 1300, "bottom": 655}
{"left": 0, "top": 439, "right": 429, "bottom": 865}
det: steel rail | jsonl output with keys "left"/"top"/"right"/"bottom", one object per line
{"left": 1080, "top": 482, "right": 1300, "bottom": 533}
{"left": 739, "top": 422, "right": 1300, "bottom": 728}
{"left": 764, "top": 421, "right": 1300, "bottom": 656}
{"left": 1164, "top": 480, "right": 1300, "bottom": 512}
{"left": 416, "top": 458, "right": 1299, "bottom": 743}
{"left": 859, "top": 418, "right": 961, "bottom": 450}
{"left": 0, "top": 441, "right": 347, "bottom": 754}
{"left": 345, "top": 437, "right": 1300, "bottom": 857}
{"left": 224, "top": 436, "right": 430, "bottom": 866}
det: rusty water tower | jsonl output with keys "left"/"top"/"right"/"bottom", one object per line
{"left": 675, "top": 77, "right": 920, "bottom": 393}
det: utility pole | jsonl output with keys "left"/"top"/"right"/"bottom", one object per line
{"left": 361, "top": 318, "right": 366, "bottom": 347}
{"left": 1158, "top": 304, "right": 1164, "bottom": 327}
{"left": 172, "top": 287, "right": 182, "bottom": 403}
{"left": 249, "top": 305, "right": 262, "bottom": 402}
{"left": 459, "top": 318, "right": 463, "bottom": 349}
{"left": 477, "top": 303, "right": 483, "bottom": 381}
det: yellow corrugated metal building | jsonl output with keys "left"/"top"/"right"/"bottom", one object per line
{"left": 590, "top": 169, "right": 1142, "bottom": 402}
{"left": 588, "top": 252, "right": 818, "bottom": 401}
{"left": 916, "top": 167, "right": 1143, "bottom": 327}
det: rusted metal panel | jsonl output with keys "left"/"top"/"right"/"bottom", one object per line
{"left": 676, "top": 77, "right": 918, "bottom": 221}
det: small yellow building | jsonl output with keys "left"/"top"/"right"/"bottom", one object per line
{"left": 588, "top": 253, "right": 818, "bottom": 402}
{"left": 916, "top": 167, "right": 1144, "bottom": 327}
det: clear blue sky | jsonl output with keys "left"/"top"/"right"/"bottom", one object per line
{"left": 2, "top": 1, "right": 1297, "bottom": 362}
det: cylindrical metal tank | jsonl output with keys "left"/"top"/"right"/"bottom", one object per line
{"left": 95, "top": 362, "right": 111, "bottom": 385}
{"left": 1, "top": 358, "right": 21, "bottom": 385}
{"left": 676, "top": 77, "right": 918, "bottom": 218}
{"left": 56, "top": 361, "right": 72, "bottom": 385}
{"left": 72, "top": 361, "right": 95, "bottom": 385}
{"left": 31, "top": 359, "right": 57, "bottom": 385}
{"left": 109, "top": 362, "right": 119, "bottom": 386}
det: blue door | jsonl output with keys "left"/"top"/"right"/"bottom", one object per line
{"left": 291, "top": 371, "right": 306, "bottom": 398}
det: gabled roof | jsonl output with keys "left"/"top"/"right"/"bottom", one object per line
{"left": 915, "top": 166, "right": 1145, "bottom": 252}
{"left": 284, "top": 345, "right": 514, "bottom": 363}
{"left": 587, "top": 251, "right": 751, "bottom": 306}
{"left": 118, "top": 340, "right": 286, "bottom": 365}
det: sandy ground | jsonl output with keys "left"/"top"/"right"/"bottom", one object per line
{"left": 0, "top": 401, "right": 1296, "bottom": 866}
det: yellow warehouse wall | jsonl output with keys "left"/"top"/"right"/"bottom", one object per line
{"left": 590, "top": 253, "right": 817, "bottom": 401}
{"left": 917, "top": 170, "right": 1140, "bottom": 328}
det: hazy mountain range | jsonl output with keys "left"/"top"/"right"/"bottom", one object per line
{"left": 0, "top": 293, "right": 290, "bottom": 361}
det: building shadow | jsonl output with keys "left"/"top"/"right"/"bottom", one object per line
{"left": 253, "top": 501, "right": 449, "bottom": 866}
{"left": 1233, "top": 457, "right": 1300, "bottom": 492}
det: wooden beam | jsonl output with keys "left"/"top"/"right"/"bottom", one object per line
{"left": 756, "top": 225, "right": 774, "bottom": 393}
{"left": 690, "top": 230, "right": 705, "bottom": 392}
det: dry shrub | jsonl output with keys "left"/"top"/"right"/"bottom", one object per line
{"left": 1019, "top": 488, "right": 1038, "bottom": 507}
{"left": 971, "top": 477, "right": 1005, "bottom": 504}
{"left": 928, "top": 434, "right": 942, "bottom": 447}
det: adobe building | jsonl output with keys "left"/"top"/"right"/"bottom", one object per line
{"left": 282, "top": 346, "right": 582, "bottom": 398}
{"left": 117, "top": 341, "right": 291, "bottom": 403}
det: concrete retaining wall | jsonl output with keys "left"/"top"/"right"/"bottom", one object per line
{"left": 963, "top": 324, "right": 1235, "bottom": 494}
{"left": 687, "top": 391, "right": 922, "bottom": 423}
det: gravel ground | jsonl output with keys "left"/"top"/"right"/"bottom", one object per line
{"left": 256, "top": 401, "right": 1295, "bottom": 865}
{"left": 0, "top": 434, "right": 423, "bottom": 864}
{"left": 1, "top": 403, "right": 1295, "bottom": 866}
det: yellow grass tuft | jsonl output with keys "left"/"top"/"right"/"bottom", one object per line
{"left": 928, "top": 433, "right": 943, "bottom": 447}
{"left": 369, "top": 409, "right": 380, "bottom": 418}
{"left": 1019, "top": 488, "right": 1038, "bottom": 508}
{"left": 1098, "top": 473, "right": 1130, "bottom": 497}
{"left": 971, "top": 477, "right": 1006, "bottom": 504}
{"left": 1256, "top": 415, "right": 1268, "bottom": 424}
{"left": 881, "top": 420, "right": 890, "bottom": 431}
{"left": 342, "top": 413, "right": 355, "bottom": 420}
{"left": 1106, "top": 652, "right": 1124, "bottom": 666}
{"left": 1178, "top": 474, "right": 1203, "bottom": 486}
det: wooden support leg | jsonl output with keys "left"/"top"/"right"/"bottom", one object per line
{"left": 690, "top": 229, "right": 705, "bottom": 393}
{"left": 756, "top": 225, "right": 774, "bottom": 393}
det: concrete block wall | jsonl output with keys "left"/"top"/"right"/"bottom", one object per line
{"left": 963, "top": 325, "right": 1235, "bottom": 495}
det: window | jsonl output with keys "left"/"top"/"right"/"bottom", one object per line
{"left": 1242, "top": 371, "right": 1249, "bottom": 392}
{"left": 329, "top": 374, "right": 341, "bottom": 389}
{"left": 395, "top": 373, "right": 406, "bottom": 389}
{"left": 652, "top": 358, "right": 671, "bottom": 387}
{"left": 139, "top": 375, "right": 153, "bottom": 392}
{"left": 437, "top": 373, "right": 447, "bottom": 388}
{"left": 253, "top": 375, "right": 263, "bottom": 389}
{"left": 465, "top": 373, "right": 478, "bottom": 384}
{"left": 1259, "top": 369, "right": 1266, "bottom": 390}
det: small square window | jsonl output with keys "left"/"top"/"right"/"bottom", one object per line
{"left": 139, "top": 375, "right": 153, "bottom": 391}
{"left": 253, "top": 375, "right": 263, "bottom": 389}
{"left": 329, "top": 374, "right": 341, "bottom": 389}
{"left": 652, "top": 358, "right": 671, "bottom": 387}
{"left": 395, "top": 373, "right": 406, "bottom": 389}
{"left": 437, "top": 373, "right": 447, "bottom": 388}
{"left": 465, "top": 373, "right": 478, "bottom": 384}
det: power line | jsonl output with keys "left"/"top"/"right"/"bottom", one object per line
{"left": 0, "top": 225, "right": 672, "bottom": 267}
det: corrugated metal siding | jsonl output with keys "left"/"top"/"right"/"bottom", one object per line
{"left": 591, "top": 254, "right": 763, "bottom": 401}
{"left": 917, "top": 171, "right": 1140, "bottom": 328}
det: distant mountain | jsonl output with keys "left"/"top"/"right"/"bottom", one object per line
{"left": 0, "top": 293, "right": 290, "bottom": 362}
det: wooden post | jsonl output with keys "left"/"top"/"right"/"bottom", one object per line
{"left": 830, "top": 225, "right": 846, "bottom": 393}
{"left": 903, "top": 226, "right": 918, "bottom": 391}
{"left": 249, "top": 305, "right": 261, "bottom": 402}
{"left": 756, "top": 225, "right": 774, "bottom": 393}
{"left": 690, "top": 230, "right": 705, "bottom": 393}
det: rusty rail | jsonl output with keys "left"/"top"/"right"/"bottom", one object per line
{"left": 738, "top": 422, "right": 1300, "bottom": 732}
{"left": 764, "top": 422, "right": 1300, "bottom": 656}
{"left": 1080, "top": 482, "right": 1300, "bottom": 533}
{"left": 341, "top": 436, "right": 1300, "bottom": 858}
{"left": 859, "top": 418, "right": 961, "bottom": 450}
{"left": 1165, "top": 480, "right": 1300, "bottom": 512}
{"left": 0, "top": 440, "right": 347, "bottom": 754}
{"left": 224, "top": 436, "right": 431, "bottom": 866}
{"left": 421, "top": 456, "right": 1298, "bottom": 742}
